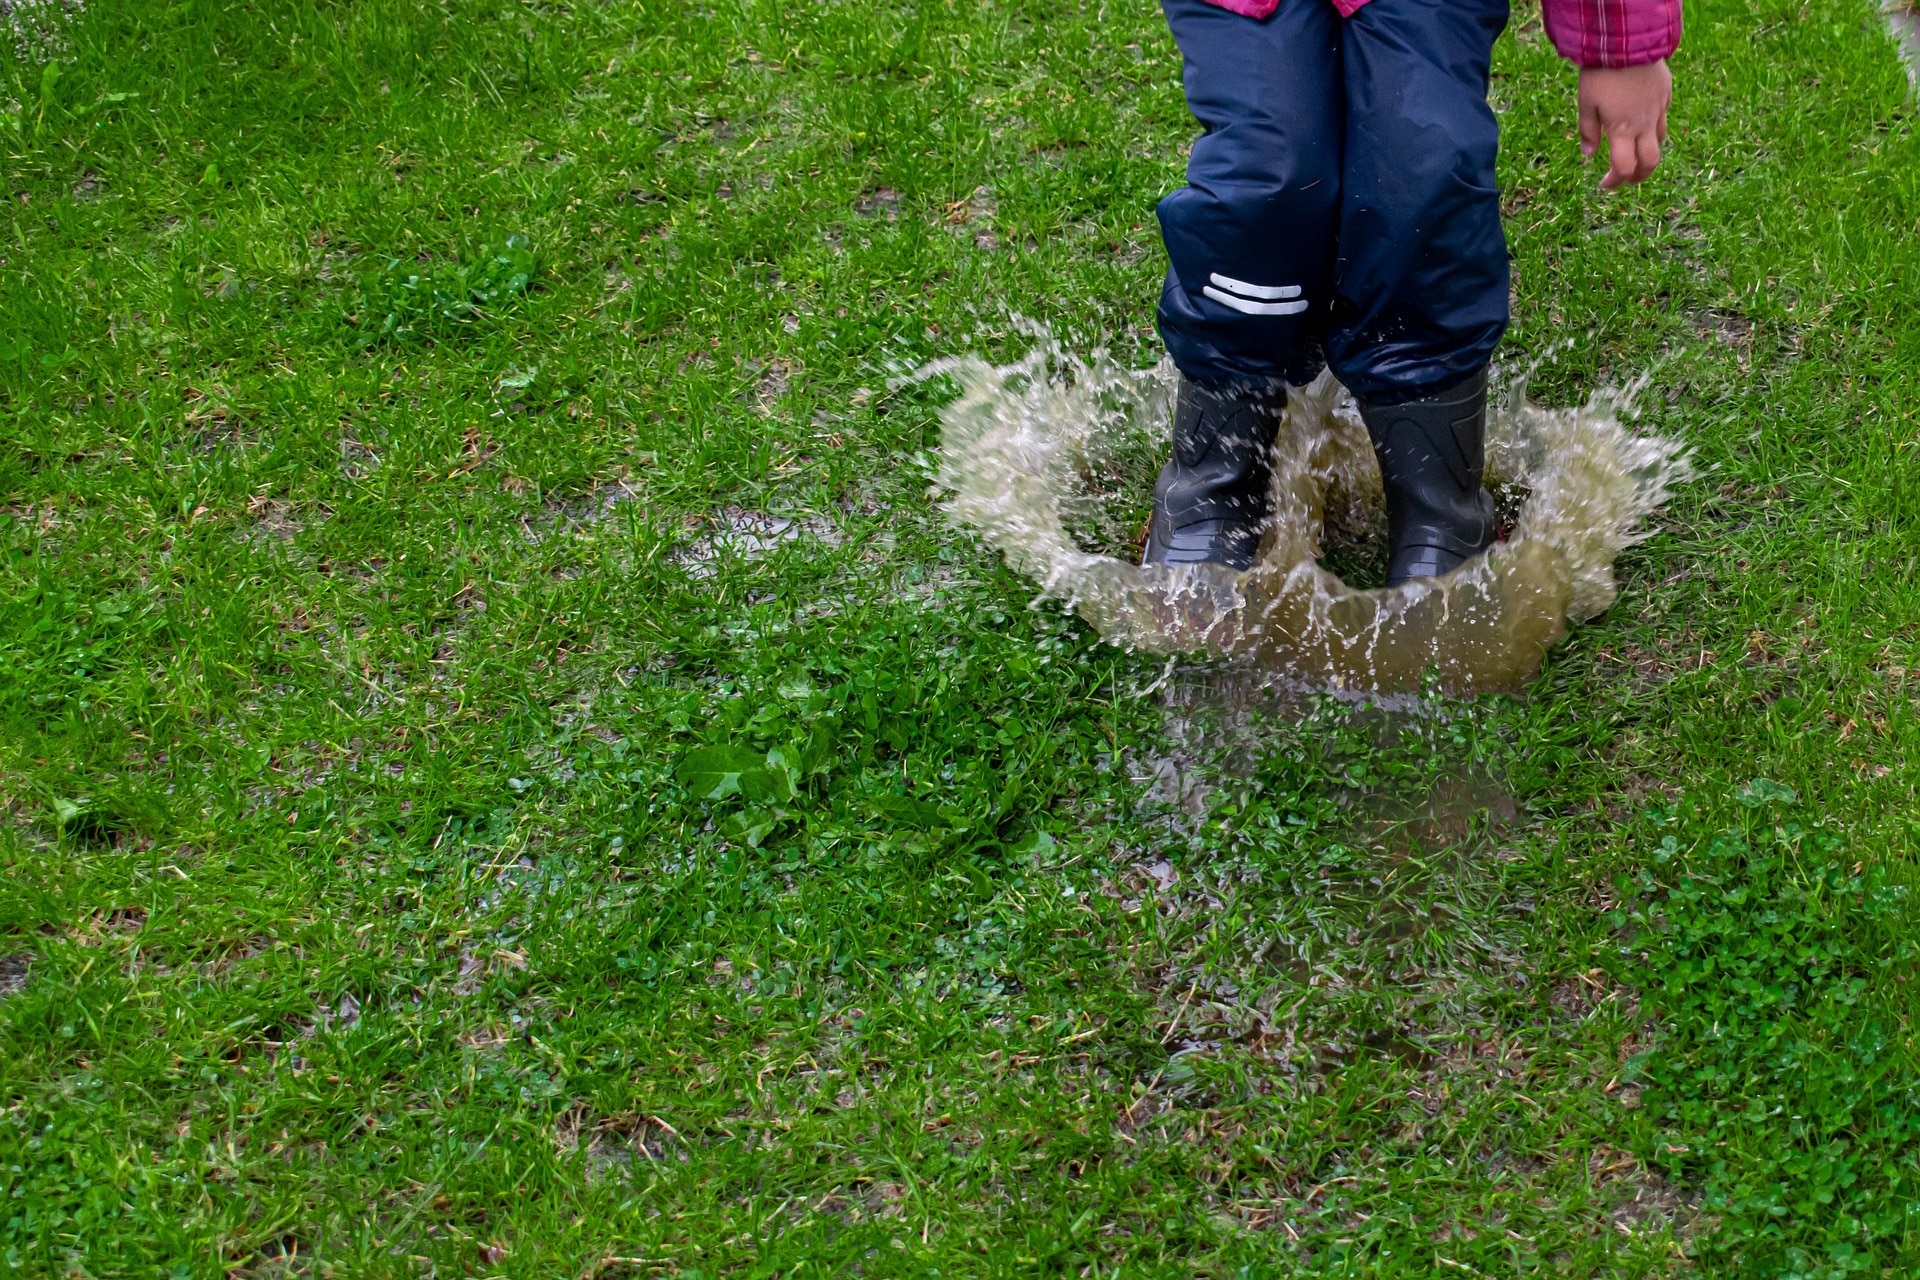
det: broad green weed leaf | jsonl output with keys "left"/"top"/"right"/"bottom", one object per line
{"left": 737, "top": 753, "right": 791, "bottom": 804}
{"left": 1736, "top": 778, "right": 1798, "bottom": 808}
{"left": 870, "top": 794, "right": 943, "bottom": 829}
{"left": 795, "top": 723, "right": 837, "bottom": 777}
{"left": 722, "top": 808, "right": 785, "bottom": 848}
{"left": 677, "top": 744, "right": 765, "bottom": 801}
{"left": 497, "top": 365, "right": 539, "bottom": 392}
{"left": 1012, "top": 831, "right": 1056, "bottom": 858}
{"left": 35, "top": 61, "right": 60, "bottom": 130}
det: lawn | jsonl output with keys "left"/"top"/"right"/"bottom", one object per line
{"left": 4, "top": 0, "right": 1920, "bottom": 1274}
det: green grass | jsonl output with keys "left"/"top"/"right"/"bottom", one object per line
{"left": 4, "top": 0, "right": 1920, "bottom": 1274}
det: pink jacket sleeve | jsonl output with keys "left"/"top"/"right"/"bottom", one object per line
{"left": 1541, "top": 0, "right": 1682, "bottom": 67}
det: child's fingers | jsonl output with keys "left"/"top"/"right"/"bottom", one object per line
{"left": 1579, "top": 101, "right": 1602, "bottom": 157}
{"left": 1636, "top": 130, "right": 1663, "bottom": 178}
{"left": 1599, "top": 125, "right": 1635, "bottom": 188}
{"left": 1598, "top": 124, "right": 1662, "bottom": 189}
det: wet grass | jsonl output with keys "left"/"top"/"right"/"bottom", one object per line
{"left": 3, "top": 0, "right": 1920, "bottom": 1275}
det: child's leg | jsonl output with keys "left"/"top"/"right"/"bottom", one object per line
{"left": 1145, "top": 0, "right": 1341, "bottom": 569}
{"left": 1327, "top": 0, "right": 1510, "bottom": 584}
{"left": 1326, "top": 0, "right": 1510, "bottom": 402}
{"left": 1155, "top": 0, "right": 1342, "bottom": 390}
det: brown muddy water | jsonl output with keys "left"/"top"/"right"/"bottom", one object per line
{"left": 927, "top": 337, "right": 1691, "bottom": 695}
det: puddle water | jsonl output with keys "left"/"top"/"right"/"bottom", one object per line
{"left": 926, "top": 335, "right": 1689, "bottom": 694}
{"left": 1358, "top": 772, "right": 1520, "bottom": 859}
{"left": 1117, "top": 657, "right": 1534, "bottom": 1046}
{"left": 1133, "top": 656, "right": 1522, "bottom": 842}
{"left": 1889, "top": 0, "right": 1920, "bottom": 89}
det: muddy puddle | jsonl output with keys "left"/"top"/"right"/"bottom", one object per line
{"left": 1115, "top": 660, "right": 1533, "bottom": 1045}
{"left": 927, "top": 335, "right": 1689, "bottom": 694}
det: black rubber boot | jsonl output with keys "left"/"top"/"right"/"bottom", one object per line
{"left": 1358, "top": 368, "right": 1498, "bottom": 587}
{"left": 1141, "top": 376, "right": 1286, "bottom": 571}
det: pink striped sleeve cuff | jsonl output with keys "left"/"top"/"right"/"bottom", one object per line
{"left": 1200, "top": 0, "right": 1282, "bottom": 16}
{"left": 1541, "top": 0, "right": 1683, "bottom": 67}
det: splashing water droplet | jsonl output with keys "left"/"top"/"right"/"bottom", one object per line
{"left": 925, "top": 332, "right": 1691, "bottom": 694}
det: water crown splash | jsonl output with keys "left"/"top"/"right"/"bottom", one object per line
{"left": 927, "top": 335, "right": 1690, "bottom": 694}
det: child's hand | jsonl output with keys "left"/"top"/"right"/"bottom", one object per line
{"left": 1578, "top": 61, "right": 1672, "bottom": 190}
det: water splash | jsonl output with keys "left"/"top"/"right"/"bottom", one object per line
{"left": 926, "top": 334, "right": 1690, "bottom": 694}
{"left": 3, "top": 0, "right": 84, "bottom": 59}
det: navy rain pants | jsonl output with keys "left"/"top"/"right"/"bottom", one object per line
{"left": 1156, "top": 0, "right": 1511, "bottom": 404}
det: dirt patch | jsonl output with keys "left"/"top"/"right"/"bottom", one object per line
{"left": 1550, "top": 967, "right": 1632, "bottom": 1019}
{"left": 745, "top": 357, "right": 796, "bottom": 413}
{"left": 181, "top": 383, "right": 251, "bottom": 452}
{"left": 339, "top": 432, "right": 382, "bottom": 480}
{"left": 449, "top": 944, "right": 533, "bottom": 996}
{"left": 243, "top": 496, "right": 317, "bottom": 546}
{"left": 1590, "top": 1145, "right": 1702, "bottom": 1236}
{"left": 0, "top": 953, "right": 30, "bottom": 998}
{"left": 1690, "top": 308, "right": 1753, "bottom": 351}
{"left": 563, "top": 1110, "right": 689, "bottom": 1175}
{"left": 1, "top": 499, "right": 65, "bottom": 534}
{"left": 458, "top": 1021, "right": 515, "bottom": 1051}
{"left": 804, "top": 1179, "right": 909, "bottom": 1223}
{"left": 854, "top": 186, "right": 901, "bottom": 219}
{"left": 450, "top": 946, "right": 490, "bottom": 996}
{"left": 309, "top": 991, "right": 361, "bottom": 1034}
{"left": 545, "top": 478, "right": 645, "bottom": 533}
{"left": 61, "top": 907, "right": 148, "bottom": 945}
{"left": 675, "top": 507, "right": 840, "bottom": 578}
{"left": 944, "top": 185, "right": 999, "bottom": 250}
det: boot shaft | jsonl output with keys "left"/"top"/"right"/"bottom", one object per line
{"left": 1358, "top": 369, "right": 1497, "bottom": 581}
{"left": 1141, "top": 377, "right": 1287, "bottom": 571}
{"left": 1162, "top": 378, "right": 1287, "bottom": 526}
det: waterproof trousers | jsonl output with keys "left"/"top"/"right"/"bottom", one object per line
{"left": 1156, "top": 0, "right": 1511, "bottom": 404}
